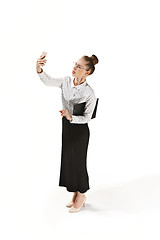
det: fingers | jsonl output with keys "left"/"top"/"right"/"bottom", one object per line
{"left": 37, "top": 61, "right": 47, "bottom": 66}
{"left": 59, "top": 110, "right": 66, "bottom": 117}
{"left": 40, "top": 55, "right": 45, "bottom": 59}
{"left": 39, "top": 54, "right": 45, "bottom": 59}
{"left": 37, "top": 58, "right": 47, "bottom": 62}
{"left": 37, "top": 62, "right": 46, "bottom": 67}
{"left": 59, "top": 112, "right": 64, "bottom": 117}
{"left": 59, "top": 110, "right": 65, "bottom": 114}
{"left": 37, "top": 55, "right": 47, "bottom": 63}
{"left": 37, "top": 57, "right": 47, "bottom": 66}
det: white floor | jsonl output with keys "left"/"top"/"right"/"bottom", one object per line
{"left": 1, "top": 174, "right": 160, "bottom": 240}
{"left": 1, "top": 0, "right": 160, "bottom": 238}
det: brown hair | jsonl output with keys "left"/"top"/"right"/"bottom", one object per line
{"left": 82, "top": 54, "right": 99, "bottom": 75}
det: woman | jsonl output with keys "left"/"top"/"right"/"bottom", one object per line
{"left": 36, "top": 54, "right": 99, "bottom": 213}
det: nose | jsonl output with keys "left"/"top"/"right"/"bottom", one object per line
{"left": 73, "top": 65, "right": 77, "bottom": 71}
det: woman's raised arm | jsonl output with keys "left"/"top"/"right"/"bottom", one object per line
{"left": 36, "top": 54, "right": 64, "bottom": 88}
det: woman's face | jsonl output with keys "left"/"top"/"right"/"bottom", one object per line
{"left": 72, "top": 57, "right": 90, "bottom": 80}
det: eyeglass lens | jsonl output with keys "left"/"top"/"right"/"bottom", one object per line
{"left": 73, "top": 62, "right": 83, "bottom": 69}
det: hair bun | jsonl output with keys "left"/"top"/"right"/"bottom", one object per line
{"left": 90, "top": 55, "right": 99, "bottom": 65}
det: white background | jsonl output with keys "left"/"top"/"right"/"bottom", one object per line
{"left": 0, "top": 0, "right": 160, "bottom": 239}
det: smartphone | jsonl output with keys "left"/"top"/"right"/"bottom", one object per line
{"left": 41, "top": 51, "right": 47, "bottom": 59}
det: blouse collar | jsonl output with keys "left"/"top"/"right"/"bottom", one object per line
{"left": 70, "top": 77, "right": 87, "bottom": 88}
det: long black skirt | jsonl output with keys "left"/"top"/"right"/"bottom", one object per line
{"left": 59, "top": 116, "right": 90, "bottom": 193}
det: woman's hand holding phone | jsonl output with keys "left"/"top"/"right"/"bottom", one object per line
{"left": 36, "top": 51, "right": 47, "bottom": 73}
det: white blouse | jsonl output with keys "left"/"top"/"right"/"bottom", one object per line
{"left": 37, "top": 71, "right": 97, "bottom": 124}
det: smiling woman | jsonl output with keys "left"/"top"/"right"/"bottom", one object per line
{"left": 36, "top": 53, "right": 99, "bottom": 213}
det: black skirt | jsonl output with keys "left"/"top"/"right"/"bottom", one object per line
{"left": 59, "top": 116, "right": 90, "bottom": 193}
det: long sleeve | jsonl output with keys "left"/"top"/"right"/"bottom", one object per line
{"left": 70, "top": 90, "right": 97, "bottom": 124}
{"left": 37, "top": 71, "right": 64, "bottom": 88}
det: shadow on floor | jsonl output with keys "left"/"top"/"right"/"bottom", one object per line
{"left": 85, "top": 174, "right": 160, "bottom": 214}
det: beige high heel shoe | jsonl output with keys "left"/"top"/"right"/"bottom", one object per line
{"left": 69, "top": 196, "right": 86, "bottom": 213}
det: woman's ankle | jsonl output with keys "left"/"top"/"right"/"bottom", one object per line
{"left": 72, "top": 192, "right": 78, "bottom": 202}
{"left": 77, "top": 191, "right": 85, "bottom": 197}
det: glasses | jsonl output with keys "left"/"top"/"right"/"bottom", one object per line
{"left": 73, "top": 62, "right": 89, "bottom": 71}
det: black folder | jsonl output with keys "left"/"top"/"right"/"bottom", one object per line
{"left": 73, "top": 98, "right": 99, "bottom": 119}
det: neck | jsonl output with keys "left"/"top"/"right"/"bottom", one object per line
{"left": 74, "top": 77, "right": 86, "bottom": 85}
